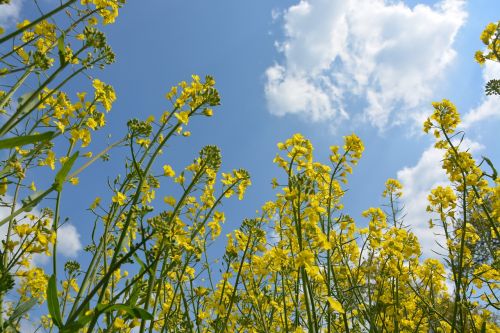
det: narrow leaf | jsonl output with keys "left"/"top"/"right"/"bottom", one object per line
{"left": 57, "top": 33, "right": 66, "bottom": 65}
{"left": 54, "top": 151, "right": 79, "bottom": 192}
{"left": 20, "top": 189, "right": 47, "bottom": 211}
{"left": 17, "top": 91, "right": 39, "bottom": 116}
{"left": 7, "top": 298, "right": 37, "bottom": 323}
{"left": 96, "top": 303, "right": 153, "bottom": 320}
{"left": 57, "top": 33, "right": 65, "bottom": 53}
{"left": 47, "top": 274, "right": 63, "bottom": 328}
{"left": 0, "top": 131, "right": 54, "bottom": 150}
{"left": 482, "top": 155, "right": 498, "bottom": 180}
{"left": 0, "top": 188, "right": 52, "bottom": 227}
{"left": 62, "top": 302, "right": 91, "bottom": 332}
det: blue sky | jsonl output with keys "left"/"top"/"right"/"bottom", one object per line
{"left": 1, "top": 0, "right": 500, "bottom": 270}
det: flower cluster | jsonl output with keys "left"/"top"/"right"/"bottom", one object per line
{"left": 0, "top": 2, "right": 498, "bottom": 333}
{"left": 475, "top": 21, "right": 499, "bottom": 65}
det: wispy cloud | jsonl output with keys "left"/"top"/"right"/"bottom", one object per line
{"left": 265, "top": 0, "right": 467, "bottom": 130}
{"left": 0, "top": 196, "right": 82, "bottom": 264}
{"left": 397, "top": 139, "right": 483, "bottom": 258}
{"left": 56, "top": 224, "right": 82, "bottom": 257}
{"left": 0, "top": 0, "right": 23, "bottom": 27}
{"left": 461, "top": 62, "right": 500, "bottom": 128}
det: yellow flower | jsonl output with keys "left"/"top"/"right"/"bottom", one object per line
{"left": 113, "top": 317, "right": 127, "bottom": 329}
{"left": 88, "top": 17, "right": 98, "bottom": 26}
{"left": 208, "top": 220, "right": 222, "bottom": 240}
{"left": 382, "top": 178, "right": 403, "bottom": 198}
{"left": 69, "top": 177, "right": 79, "bottom": 185}
{"left": 163, "top": 196, "right": 176, "bottom": 206}
{"left": 480, "top": 22, "right": 497, "bottom": 45}
{"left": 185, "top": 266, "right": 195, "bottom": 279}
{"left": 16, "top": 20, "right": 31, "bottom": 29}
{"left": 112, "top": 191, "right": 127, "bottom": 206}
{"left": 327, "top": 297, "right": 345, "bottom": 313}
{"left": 474, "top": 51, "right": 486, "bottom": 65}
{"left": 175, "top": 174, "right": 185, "bottom": 185}
{"left": 174, "top": 111, "right": 190, "bottom": 125}
{"left": 426, "top": 99, "right": 460, "bottom": 134}
{"left": 136, "top": 138, "right": 150, "bottom": 147}
{"left": 15, "top": 224, "right": 32, "bottom": 237}
{"left": 295, "top": 249, "right": 314, "bottom": 268}
{"left": 44, "top": 151, "right": 56, "bottom": 170}
{"left": 86, "top": 117, "right": 98, "bottom": 130}
{"left": 163, "top": 164, "right": 175, "bottom": 177}
{"left": 53, "top": 121, "right": 67, "bottom": 134}
{"left": 0, "top": 178, "right": 8, "bottom": 195}
{"left": 90, "top": 197, "right": 101, "bottom": 209}
{"left": 92, "top": 79, "right": 116, "bottom": 112}
{"left": 165, "top": 86, "right": 177, "bottom": 100}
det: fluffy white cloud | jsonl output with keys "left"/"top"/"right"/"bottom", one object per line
{"left": 461, "top": 62, "right": 500, "bottom": 128}
{"left": 266, "top": 0, "right": 466, "bottom": 129}
{"left": 0, "top": 197, "right": 82, "bottom": 263}
{"left": 0, "top": 0, "right": 23, "bottom": 26}
{"left": 396, "top": 139, "right": 483, "bottom": 258}
{"left": 397, "top": 145, "right": 448, "bottom": 257}
{"left": 56, "top": 224, "right": 82, "bottom": 257}
{"left": 33, "top": 224, "right": 82, "bottom": 265}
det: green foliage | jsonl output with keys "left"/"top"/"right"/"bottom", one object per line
{"left": 486, "top": 79, "right": 500, "bottom": 95}
{"left": 0, "top": 2, "right": 498, "bottom": 332}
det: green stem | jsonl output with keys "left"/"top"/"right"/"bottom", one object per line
{"left": 218, "top": 227, "right": 253, "bottom": 332}
{"left": 52, "top": 191, "right": 62, "bottom": 275}
{"left": 0, "top": 0, "right": 78, "bottom": 45}
{"left": 0, "top": 68, "right": 32, "bottom": 112}
{"left": 0, "top": 179, "right": 21, "bottom": 327}
{"left": 441, "top": 127, "right": 469, "bottom": 333}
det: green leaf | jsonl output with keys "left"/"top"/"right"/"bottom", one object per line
{"left": 485, "top": 79, "right": 500, "bottom": 96}
{"left": 127, "top": 276, "right": 142, "bottom": 307}
{"left": 47, "top": 274, "right": 63, "bottom": 328}
{"left": 60, "top": 321, "right": 87, "bottom": 333}
{"left": 0, "top": 131, "right": 54, "bottom": 150}
{"left": 96, "top": 303, "right": 153, "bottom": 321}
{"left": 61, "top": 302, "right": 92, "bottom": 332}
{"left": 0, "top": 188, "right": 52, "bottom": 227}
{"left": 132, "top": 252, "right": 147, "bottom": 272}
{"left": 8, "top": 298, "right": 37, "bottom": 323}
{"left": 20, "top": 189, "right": 48, "bottom": 212}
{"left": 481, "top": 321, "right": 487, "bottom": 333}
{"left": 54, "top": 151, "right": 79, "bottom": 192}
{"left": 57, "top": 33, "right": 65, "bottom": 53}
{"left": 17, "top": 91, "right": 39, "bottom": 117}
{"left": 57, "top": 32, "right": 66, "bottom": 64}
{"left": 482, "top": 156, "right": 498, "bottom": 180}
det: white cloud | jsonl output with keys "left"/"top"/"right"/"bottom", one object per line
{"left": 265, "top": 0, "right": 466, "bottom": 130}
{"left": 461, "top": 62, "right": 500, "bottom": 128}
{"left": 0, "top": 196, "right": 82, "bottom": 264}
{"left": 396, "top": 138, "right": 483, "bottom": 258}
{"left": 397, "top": 145, "right": 448, "bottom": 257}
{"left": 32, "top": 224, "right": 82, "bottom": 265}
{"left": 0, "top": 0, "right": 23, "bottom": 26}
{"left": 56, "top": 224, "right": 82, "bottom": 257}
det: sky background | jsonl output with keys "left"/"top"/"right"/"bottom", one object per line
{"left": 1, "top": 0, "right": 500, "bottom": 294}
